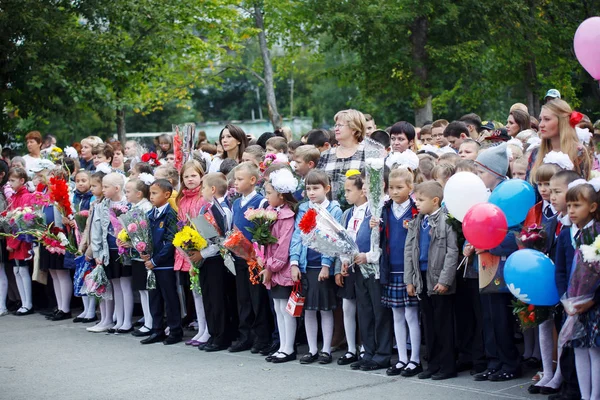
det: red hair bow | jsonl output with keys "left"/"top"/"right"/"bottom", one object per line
{"left": 569, "top": 111, "right": 583, "bottom": 128}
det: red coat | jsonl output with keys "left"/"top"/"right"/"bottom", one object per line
{"left": 522, "top": 201, "right": 543, "bottom": 234}
{"left": 7, "top": 186, "right": 34, "bottom": 261}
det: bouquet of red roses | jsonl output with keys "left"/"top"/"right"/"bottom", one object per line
{"left": 141, "top": 152, "right": 161, "bottom": 167}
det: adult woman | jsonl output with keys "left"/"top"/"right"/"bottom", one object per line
{"left": 22, "top": 131, "right": 43, "bottom": 174}
{"left": 111, "top": 141, "right": 125, "bottom": 172}
{"left": 317, "top": 109, "right": 366, "bottom": 207}
{"left": 506, "top": 109, "right": 530, "bottom": 137}
{"left": 208, "top": 124, "right": 248, "bottom": 173}
{"left": 528, "top": 99, "right": 590, "bottom": 181}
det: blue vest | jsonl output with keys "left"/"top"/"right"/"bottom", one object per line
{"left": 419, "top": 218, "right": 431, "bottom": 271}
{"left": 232, "top": 194, "right": 265, "bottom": 242}
{"left": 73, "top": 190, "right": 93, "bottom": 211}
{"left": 306, "top": 247, "right": 321, "bottom": 267}
{"left": 345, "top": 207, "right": 372, "bottom": 254}
{"left": 387, "top": 207, "right": 410, "bottom": 274}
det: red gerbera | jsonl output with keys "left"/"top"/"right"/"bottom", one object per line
{"left": 299, "top": 208, "right": 317, "bottom": 234}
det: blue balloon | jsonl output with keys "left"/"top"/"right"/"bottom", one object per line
{"left": 489, "top": 179, "right": 536, "bottom": 227}
{"left": 504, "top": 249, "right": 560, "bottom": 306}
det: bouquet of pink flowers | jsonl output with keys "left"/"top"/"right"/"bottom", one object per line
{"left": 109, "top": 203, "right": 129, "bottom": 234}
{"left": 1, "top": 206, "right": 45, "bottom": 242}
{"left": 118, "top": 209, "right": 152, "bottom": 256}
{"left": 83, "top": 265, "right": 112, "bottom": 300}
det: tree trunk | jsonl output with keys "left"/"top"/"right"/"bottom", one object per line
{"left": 410, "top": 15, "right": 432, "bottom": 126}
{"left": 253, "top": 5, "right": 281, "bottom": 130}
{"left": 116, "top": 107, "right": 126, "bottom": 144}
{"left": 524, "top": 0, "right": 540, "bottom": 117}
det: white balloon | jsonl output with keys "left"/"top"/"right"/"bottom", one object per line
{"left": 443, "top": 172, "right": 489, "bottom": 222}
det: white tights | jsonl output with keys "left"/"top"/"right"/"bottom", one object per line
{"left": 273, "top": 298, "right": 297, "bottom": 356}
{"left": 392, "top": 306, "right": 421, "bottom": 369}
{"left": 574, "top": 347, "right": 600, "bottom": 400}
{"left": 110, "top": 277, "right": 133, "bottom": 330}
{"left": 14, "top": 266, "right": 32, "bottom": 311}
{"left": 305, "top": 309, "right": 333, "bottom": 355}
{"left": 0, "top": 263, "right": 8, "bottom": 312}
{"left": 139, "top": 290, "right": 153, "bottom": 331}
{"left": 49, "top": 269, "right": 72, "bottom": 312}
{"left": 535, "top": 320, "right": 555, "bottom": 387}
{"left": 77, "top": 296, "right": 97, "bottom": 319}
{"left": 342, "top": 299, "right": 357, "bottom": 354}
{"left": 192, "top": 292, "right": 210, "bottom": 342}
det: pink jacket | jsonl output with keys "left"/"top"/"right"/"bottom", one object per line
{"left": 175, "top": 187, "right": 208, "bottom": 272}
{"left": 263, "top": 204, "right": 295, "bottom": 289}
{"left": 7, "top": 186, "right": 34, "bottom": 261}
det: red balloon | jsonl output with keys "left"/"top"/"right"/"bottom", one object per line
{"left": 463, "top": 203, "right": 508, "bottom": 250}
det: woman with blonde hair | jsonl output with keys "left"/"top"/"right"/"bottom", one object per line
{"left": 527, "top": 99, "right": 590, "bottom": 181}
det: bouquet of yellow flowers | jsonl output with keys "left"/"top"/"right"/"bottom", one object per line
{"left": 173, "top": 226, "right": 208, "bottom": 293}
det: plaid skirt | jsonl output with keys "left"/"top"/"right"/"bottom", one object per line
{"left": 381, "top": 274, "right": 419, "bottom": 308}
{"left": 566, "top": 304, "right": 600, "bottom": 348}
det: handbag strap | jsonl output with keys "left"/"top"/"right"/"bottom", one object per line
{"left": 293, "top": 281, "right": 302, "bottom": 293}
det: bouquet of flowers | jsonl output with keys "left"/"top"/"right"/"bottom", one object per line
{"left": 244, "top": 208, "right": 278, "bottom": 265}
{"left": 223, "top": 228, "right": 260, "bottom": 284}
{"left": 109, "top": 203, "right": 129, "bottom": 235}
{"left": 558, "top": 224, "right": 600, "bottom": 347}
{"left": 173, "top": 226, "right": 208, "bottom": 293}
{"left": 518, "top": 223, "right": 548, "bottom": 252}
{"left": 363, "top": 156, "right": 385, "bottom": 279}
{"left": 48, "top": 176, "right": 73, "bottom": 219}
{"left": 119, "top": 209, "right": 152, "bottom": 256}
{"left": 40, "top": 226, "right": 80, "bottom": 255}
{"left": 74, "top": 210, "right": 89, "bottom": 233}
{"left": 83, "top": 264, "right": 112, "bottom": 300}
{"left": 259, "top": 153, "right": 289, "bottom": 172}
{"left": 2, "top": 206, "right": 45, "bottom": 242}
{"left": 191, "top": 210, "right": 237, "bottom": 276}
{"left": 141, "top": 152, "right": 161, "bottom": 167}
{"left": 298, "top": 203, "right": 359, "bottom": 263}
{"left": 511, "top": 299, "right": 554, "bottom": 330}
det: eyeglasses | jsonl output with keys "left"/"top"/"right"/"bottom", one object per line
{"left": 333, "top": 124, "right": 347, "bottom": 129}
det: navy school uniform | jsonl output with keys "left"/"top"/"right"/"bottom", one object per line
{"left": 232, "top": 192, "right": 274, "bottom": 348}
{"left": 147, "top": 203, "right": 182, "bottom": 338}
{"left": 341, "top": 204, "right": 393, "bottom": 366}
{"left": 199, "top": 200, "right": 238, "bottom": 348}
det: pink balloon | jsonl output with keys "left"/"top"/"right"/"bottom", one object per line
{"left": 574, "top": 17, "right": 600, "bottom": 80}
{"left": 463, "top": 203, "right": 508, "bottom": 250}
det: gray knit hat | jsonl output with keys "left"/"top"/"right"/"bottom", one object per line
{"left": 475, "top": 143, "right": 509, "bottom": 177}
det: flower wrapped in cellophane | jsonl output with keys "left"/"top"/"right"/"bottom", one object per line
{"left": 363, "top": 158, "right": 385, "bottom": 279}
{"left": 222, "top": 228, "right": 261, "bottom": 284}
{"left": 119, "top": 209, "right": 155, "bottom": 289}
{"left": 83, "top": 265, "right": 113, "bottom": 300}
{"left": 48, "top": 176, "right": 74, "bottom": 220}
{"left": 173, "top": 226, "right": 208, "bottom": 293}
{"left": 298, "top": 203, "right": 359, "bottom": 262}
{"left": 558, "top": 225, "right": 600, "bottom": 347}
{"left": 190, "top": 211, "right": 236, "bottom": 276}
{"left": 2, "top": 206, "right": 45, "bottom": 242}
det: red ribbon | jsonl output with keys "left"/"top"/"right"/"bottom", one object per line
{"left": 569, "top": 111, "right": 583, "bottom": 128}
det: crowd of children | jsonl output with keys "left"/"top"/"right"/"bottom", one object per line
{"left": 1, "top": 98, "right": 600, "bottom": 400}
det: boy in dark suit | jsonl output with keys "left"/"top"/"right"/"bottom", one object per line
{"left": 140, "top": 179, "right": 182, "bottom": 345}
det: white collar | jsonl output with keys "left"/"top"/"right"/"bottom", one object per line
{"left": 543, "top": 200, "right": 556, "bottom": 215}
{"left": 310, "top": 199, "right": 330, "bottom": 210}
{"left": 392, "top": 199, "right": 411, "bottom": 211}
{"left": 215, "top": 196, "right": 226, "bottom": 205}
{"left": 353, "top": 202, "right": 368, "bottom": 214}
{"left": 559, "top": 213, "right": 572, "bottom": 226}
{"left": 241, "top": 190, "right": 257, "bottom": 202}
{"left": 155, "top": 203, "right": 169, "bottom": 215}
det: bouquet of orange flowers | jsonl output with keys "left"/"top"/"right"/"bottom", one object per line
{"left": 222, "top": 228, "right": 261, "bottom": 284}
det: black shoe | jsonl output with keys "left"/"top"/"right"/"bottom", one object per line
{"left": 473, "top": 368, "right": 498, "bottom": 381}
{"left": 133, "top": 320, "right": 144, "bottom": 328}
{"left": 251, "top": 342, "right": 270, "bottom": 354}
{"left": 204, "top": 343, "right": 228, "bottom": 352}
{"left": 45, "top": 309, "right": 59, "bottom": 319}
{"left": 528, "top": 385, "right": 542, "bottom": 394}
{"left": 271, "top": 352, "right": 297, "bottom": 364}
{"left": 548, "top": 393, "right": 580, "bottom": 400}
{"left": 299, "top": 352, "right": 319, "bottom": 364}
{"left": 116, "top": 327, "right": 134, "bottom": 334}
{"left": 73, "top": 317, "right": 86, "bottom": 323}
{"left": 106, "top": 328, "right": 116, "bottom": 334}
{"left": 260, "top": 341, "right": 279, "bottom": 356}
{"left": 163, "top": 335, "right": 182, "bottom": 345}
{"left": 228, "top": 341, "right": 252, "bottom": 353}
{"left": 350, "top": 359, "right": 366, "bottom": 370}
{"left": 337, "top": 352, "right": 357, "bottom": 366}
{"left": 386, "top": 362, "right": 406, "bottom": 376}
{"left": 50, "top": 310, "right": 72, "bottom": 321}
{"left": 140, "top": 332, "right": 166, "bottom": 344}
{"left": 456, "top": 361, "right": 473, "bottom": 373}
{"left": 15, "top": 307, "right": 34, "bottom": 316}
{"left": 41, "top": 308, "right": 57, "bottom": 317}
{"left": 265, "top": 352, "right": 279, "bottom": 362}
{"left": 488, "top": 369, "right": 521, "bottom": 382}
{"left": 470, "top": 364, "right": 487, "bottom": 375}
{"left": 360, "top": 359, "right": 386, "bottom": 371}
{"left": 82, "top": 316, "right": 98, "bottom": 323}
{"left": 524, "top": 357, "right": 542, "bottom": 369}
{"left": 132, "top": 327, "right": 152, "bottom": 337}
{"left": 198, "top": 342, "right": 208, "bottom": 351}
{"left": 400, "top": 362, "right": 423, "bottom": 377}
{"left": 431, "top": 371, "right": 458, "bottom": 380}
{"left": 418, "top": 369, "right": 439, "bottom": 380}
{"left": 318, "top": 351, "right": 332, "bottom": 364}
{"left": 540, "top": 387, "right": 560, "bottom": 395}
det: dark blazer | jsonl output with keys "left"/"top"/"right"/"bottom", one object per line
{"left": 554, "top": 227, "right": 575, "bottom": 298}
{"left": 148, "top": 203, "right": 178, "bottom": 269}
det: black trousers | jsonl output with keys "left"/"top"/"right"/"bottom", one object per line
{"left": 554, "top": 306, "right": 580, "bottom": 398}
{"left": 149, "top": 268, "right": 182, "bottom": 337}
{"left": 234, "top": 258, "right": 273, "bottom": 346}
{"left": 455, "top": 276, "right": 486, "bottom": 369}
{"left": 200, "top": 256, "right": 238, "bottom": 347}
{"left": 480, "top": 293, "right": 520, "bottom": 373}
{"left": 355, "top": 272, "right": 393, "bottom": 366}
{"left": 420, "top": 271, "right": 456, "bottom": 374}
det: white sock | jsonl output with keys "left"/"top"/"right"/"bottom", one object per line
{"left": 304, "top": 310, "right": 318, "bottom": 355}
{"left": 78, "top": 296, "right": 89, "bottom": 318}
{"left": 405, "top": 306, "right": 421, "bottom": 368}
{"left": 119, "top": 276, "right": 133, "bottom": 330}
{"left": 575, "top": 348, "right": 591, "bottom": 400}
{"left": 536, "top": 320, "right": 555, "bottom": 387}
{"left": 139, "top": 290, "right": 152, "bottom": 329}
{"left": 55, "top": 270, "right": 72, "bottom": 313}
{"left": 111, "top": 278, "right": 123, "bottom": 329}
{"left": 282, "top": 301, "right": 296, "bottom": 355}
{"left": 523, "top": 328, "right": 534, "bottom": 359}
{"left": 192, "top": 292, "right": 210, "bottom": 342}
{"left": 14, "top": 266, "right": 32, "bottom": 310}
{"left": 273, "top": 299, "right": 286, "bottom": 355}
{"left": 0, "top": 264, "right": 8, "bottom": 311}
{"left": 49, "top": 270, "right": 63, "bottom": 312}
{"left": 392, "top": 307, "right": 409, "bottom": 366}
{"left": 342, "top": 299, "right": 357, "bottom": 354}
{"left": 320, "top": 310, "right": 334, "bottom": 354}
{"left": 590, "top": 347, "right": 600, "bottom": 400}
{"left": 85, "top": 296, "right": 97, "bottom": 319}
{"left": 546, "top": 345, "right": 563, "bottom": 390}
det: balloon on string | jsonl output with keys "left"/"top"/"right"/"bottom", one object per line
{"left": 462, "top": 203, "right": 507, "bottom": 250}
{"left": 489, "top": 179, "right": 536, "bottom": 227}
{"left": 443, "top": 172, "right": 490, "bottom": 222}
{"left": 574, "top": 17, "right": 600, "bottom": 80}
{"left": 504, "top": 249, "right": 560, "bottom": 306}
